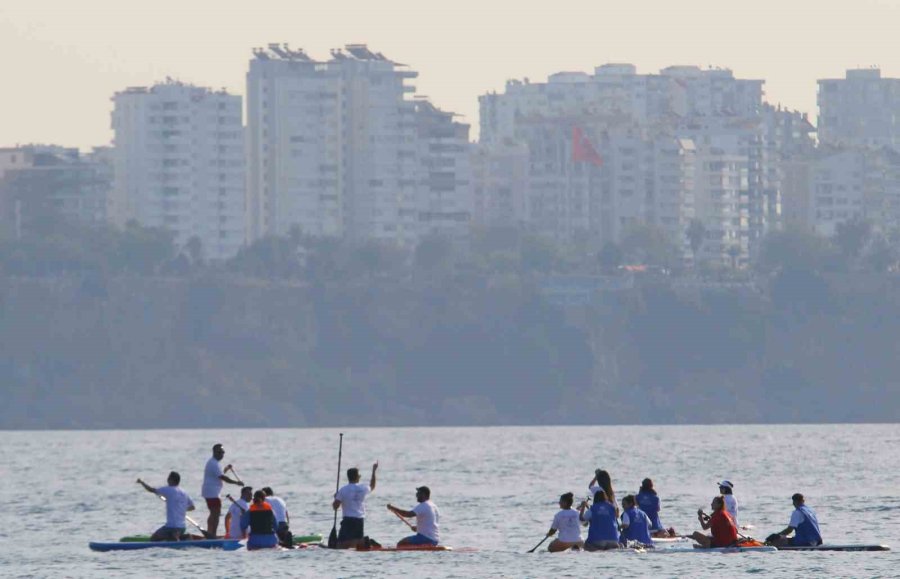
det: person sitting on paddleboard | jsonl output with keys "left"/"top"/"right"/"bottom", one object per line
{"left": 717, "top": 480, "right": 739, "bottom": 526}
{"left": 388, "top": 486, "right": 441, "bottom": 547}
{"left": 590, "top": 469, "right": 619, "bottom": 518}
{"left": 137, "top": 471, "right": 196, "bottom": 542}
{"left": 263, "top": 487, "right": 292, "bottom": 548}
{"left": 766, "top": 493, "right": 823, "bottom": 547}
{"left": 619, "top": 495, "right": 653, "bottom": 547}
{"left": 691, "top": 495, "right": 738, "bottom": 548}
{"left": 544, "top": 492, "right": 584, "bottom": 552}
{"left": 578, "top": 489, "right": 619, "bottom": 551}
{"left": 240, "top": 490, "right": 279, "bottom": 550}
{"left": 637, "top": 478, "right": 676, "bottom": 538}
{"left": 225, "top": 486, "right": 252, "bottom": 539}
{"left": 332, "top": 462, "right": 378, "bottom": 549}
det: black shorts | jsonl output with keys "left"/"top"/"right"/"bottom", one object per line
{"left": 337, "top": 517, "right": 365, "bottom": 541}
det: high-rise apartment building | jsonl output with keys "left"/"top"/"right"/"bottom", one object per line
{"left": 247, "top": 44, "right": 455, "bottom": 248}
{"left": 111, "top": 81, "right": 245, "bottom": 260}
{"left": 818, "top": 69, "right": 900, "bottom": 149}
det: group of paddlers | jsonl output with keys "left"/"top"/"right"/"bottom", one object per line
{"left": 541, "top": 469, "right": 823, "bottom": 552}
{"left": 136, "top": 443, "right": 439, "bottom": 550}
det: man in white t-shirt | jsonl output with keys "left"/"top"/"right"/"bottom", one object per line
{"left": 201, "top": 443, "right": 244, "bottom": 537}
{"left": 332, "top": 462, "right": 378, "bottom": 548}
{"left": 137, "top": 471, "right": 196, "bottom": 541}
{"left": 263, "top": 486, "right": 292, "bottom": 547}
{"left": 387, "top": 486, "right": 441, "bottom": 546}
{"left": 224, "top": 486, "right": 252, "bottom": 539}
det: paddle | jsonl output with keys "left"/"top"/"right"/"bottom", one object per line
{"left": 527, "top": 534, "right": 551, "bottom": 553}
{"left": 225, "top": 494, "right": 246, "bottom": 514}
{"left": 327, "top": 432, "right": 344, "bottom": 548}
{"left": 392, "top": 509, "right": 416, "bottom": 531}
{"left": 700, "top": 512, "right": 754, "bottom": 541}
{"left": 225, "top": 465, "right": 245, "bottom": 486}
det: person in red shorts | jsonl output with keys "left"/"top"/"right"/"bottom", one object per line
{"left": 201, "top": 443, "right": 244, "bottom": 537}
{"left": 691, "top": 495, "right": 738, "bottom": 548}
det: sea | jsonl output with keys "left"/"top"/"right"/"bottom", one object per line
{"left": 1, "top": 424, "right": 898, "bottom": 578}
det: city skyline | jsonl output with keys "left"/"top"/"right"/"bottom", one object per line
{"left": 3, "top": 0, "right": 899, "bottom": 149}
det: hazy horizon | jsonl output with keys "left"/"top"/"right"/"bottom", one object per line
{"left": 3, "top": 0, "right": 899, "bottom": 149}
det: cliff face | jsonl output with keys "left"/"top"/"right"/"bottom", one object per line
{"left": 1, "top": 271, "right": 899, "bottom": 429}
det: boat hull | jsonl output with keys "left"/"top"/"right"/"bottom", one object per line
{"left": 90, "top": 539, "right": 242, "bottom": 552}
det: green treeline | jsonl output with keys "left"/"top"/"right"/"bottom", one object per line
{"left": 1, "top": 217, "right": 899, "bottom": 428}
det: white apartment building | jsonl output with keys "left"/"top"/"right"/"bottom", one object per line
{"left": 247, "top": 44, "right": 430, "bottom": 248}
{"left": 414, "top": 100, "right": 472, "bottom": 238}
{"left": 818, "top": 69, "right": 900, "bottom": 149}
{"left": 470, "top": 140, "right": 529, "bottom": 229}
{"left": 111, "top": 81, "right": 245, "bottom": 260}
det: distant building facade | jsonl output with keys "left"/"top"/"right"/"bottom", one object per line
{"left": 818, "top": 69, "right": 900, "bottom": 149}
{"left": 111, "top": 81, "right": 245, "bottom": 260}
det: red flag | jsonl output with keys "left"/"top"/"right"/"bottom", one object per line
{"left": 572, "top": 127, "right": 603, "bottom": 166}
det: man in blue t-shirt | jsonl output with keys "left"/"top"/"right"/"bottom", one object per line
{"left": 768, "top": 493, "right": 823, "bottom": 547}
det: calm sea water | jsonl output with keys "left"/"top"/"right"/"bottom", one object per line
{"left": 1, "top": 425, "right": 898, "bottom": 578}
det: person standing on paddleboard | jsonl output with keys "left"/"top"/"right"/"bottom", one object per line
{"left": 201, "top": 444, "right": 244, "bottom": 538}
{"left": 332, "top": 462, "right": 378, "bottom": 548}
{"left": 767, "top": 493, "right": 823, "bottom": 547}
{"left": 388, "top": 486, "right": 441, "bottom": 547}
{"left": 137, "top": 471, "right": 196, "bottom": 541}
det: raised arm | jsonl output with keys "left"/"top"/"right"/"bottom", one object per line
{"left": 697, "top": 509, "right": 712, "bottom": 530}
{"left": 370, "top": 462, "right": 379, "bottom": 491}
{"left": 220, "top": 465, "right": 243, "bottom": 486}
{"left": 136, "top": 479, "right": 157, "bottom": 494}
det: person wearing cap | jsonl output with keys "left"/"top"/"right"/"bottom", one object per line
{"left": 387, "top": 486, "right": 441, "bottom": 546}
{"left": 767, "top": 493, "right": 823, "bottom": 547}
{"left": 544, "top": 492, "right": 584, "bottom": 552}
{"left": 717, "top": 480, "right": 739, "bottom": 526}
{"left": 332, "top": 462, "right": 379, "bottom": 549}
{"left": 201, "top": 443, "right": 244, "bottom": 537}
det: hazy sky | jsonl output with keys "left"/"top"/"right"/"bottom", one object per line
{"left": 2, "top": 0, "right": 898, "bottom": 149}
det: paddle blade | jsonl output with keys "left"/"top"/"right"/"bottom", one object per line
{"left": 327, "top": 525, "right": 337, "bottom": 548}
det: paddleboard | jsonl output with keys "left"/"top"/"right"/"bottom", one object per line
{"left": 777, "top": 544, "right": 890, "bottom": 552}
{"left": 654, "top": 545, "right": 777, "bottom": 553}
{"left": 354, "top": 545, "right": 476, "bottom": 552}
{"left": 120, "top": 533, "right": 322, "bottom": 545}
{"left": 90, "top": 539, "right": 242, "bottom": 552}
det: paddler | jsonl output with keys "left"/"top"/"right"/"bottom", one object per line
{"left": 201, "top": 443, "right": 244, "bottom": 538}
{"left": 262, "top": 487, "right": 292, "bottom": 547}
{"left": 578, "top": 489, "right": 619, "bottom": 551}
{"left": 387, "top": 486, "right": 441, "bottom": 547}
{"left": 240, "top": 490, "right": 279, "bottom": 550}
{"left": 717, "top": 480, "right": 739, "bottom": 526}
{"left": 543, "top": 492, "right": 583, "bottom": 552}
{"left": 137, "top": 471, "right": 196, "bottom": 541}
{"left": 636, "top": 478, "right": 676, "bottom": 537}
{"left": 590, "top": 469, "right": 619, "bottom": 517}
{"left": 690, "top": 495, "right": 738, "bottom": 548}
{"left": 332, "top": 462, "right": 378, "bottom": 548}
{"left": 224, "top": 486, "right": 252, "bottom": 539}
{"left": 618, "top": 495, "right": 653, "bottom": 547}
{"left": 766, "top": 493, "right": 823, "bottom": 547}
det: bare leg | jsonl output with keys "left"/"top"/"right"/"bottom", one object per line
{"left": 548, "top": 539, "right": 581, "bottom": 552}
{"left": 207, "top": 504, "right": 221, "bottom": 538}
{"left": 690, "top": 532, "right": 712, "bottom": 548}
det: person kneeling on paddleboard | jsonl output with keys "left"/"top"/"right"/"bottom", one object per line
{"left": 691, "top": 495, "right": 738, "bottom": 548}
{"left": 240, "top": 490, "right": 279, "bottom": 550}
{"left": 578, "top": 489, "right": 619, "bottom": 551}
{"left": 137, "top": 472, "right": 195, "bottom": 542}
{"left": 332, "top": 463, "right": 378, "bottom": 549}
{"left": 544, "top": 492, "right": 584, "bottom": 552}
{"left": 766, "top": 493, "right": 823, "bottom": 547}
{"left": 619, "top": 495, "right": 654, "bottom": 547}
{"left": 387, "top": 486, "right": 440, "bottom": 547}
{"left": 637, "top": 478, "right": 676, "bottom": 538}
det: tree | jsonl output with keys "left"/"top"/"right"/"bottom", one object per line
{"left": 726, "top": 244, "right": 742, "bottom": 269}
{"left": 686, "top": 219, "right": 707, "bottom": 262}
{"left": 620, "top": 223, "right": 679, "bottom": 268}
{"left": 834, "top": 218, "right": 872, "bottom": 262}
{"left": 597, "top": 242, "right": 623, "bottom": 272}
{"left": 757, "top": 230, "right": 835, "bottom": 274}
